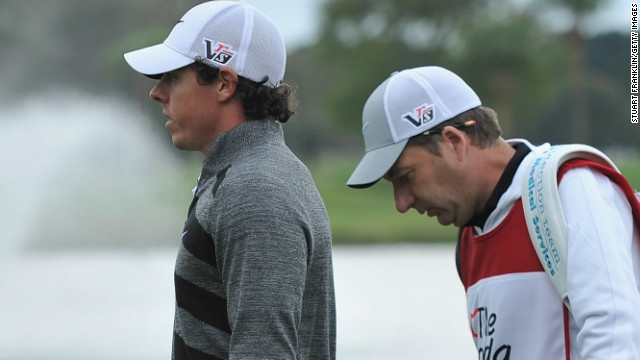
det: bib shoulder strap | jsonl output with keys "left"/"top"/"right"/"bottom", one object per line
{"left": 521, "top": 144, "right": 618, "bottom": 311}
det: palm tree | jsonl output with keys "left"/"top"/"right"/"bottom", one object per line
{"left": 546, "top": 0, "right": 607, "bottom": 143}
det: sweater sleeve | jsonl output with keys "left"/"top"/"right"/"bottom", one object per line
{"left": 559, "top": 167, "right": 640, "bottom": 359}
{"left": 214, "top": 179, "right": 309, "bottom": 360}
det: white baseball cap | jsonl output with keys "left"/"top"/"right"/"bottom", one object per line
{"left": 124, "top": 1, "right": 286, "bottom": 87}
{"left": 347, "top": 66, "right": 482, "bottom": 188}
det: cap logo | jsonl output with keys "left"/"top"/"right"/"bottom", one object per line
{"left": 203, "top": 39, "right": 237, "bottom": 65}
{"left": 402, "top": 103, "right": 434, "bottom": 127}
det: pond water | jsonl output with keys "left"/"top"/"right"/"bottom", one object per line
{"left": 0, "top": 244, "right": 477, "bottom": 360}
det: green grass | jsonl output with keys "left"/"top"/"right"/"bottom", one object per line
{"left": 311, "top": 155, "right": 640, "bottom": 245}
{"left": 621, "top": 162, "right": 640, "bottom": 191}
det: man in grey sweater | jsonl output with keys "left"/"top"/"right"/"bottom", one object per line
{"left": 124, "top": 2, "right": 336, "bottom": 359}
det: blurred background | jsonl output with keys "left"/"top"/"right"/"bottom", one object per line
{"left": 0, "top": 0, "right": 636, "bottom": 359}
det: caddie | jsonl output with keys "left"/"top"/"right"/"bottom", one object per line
{"left": 347, "top": 65, "right": 640, "bottom": 359}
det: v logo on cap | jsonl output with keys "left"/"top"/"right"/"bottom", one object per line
{"left": 203, "top": 40, "right": 237, "bottom": 65}
{"left": 403, "top": 104, "right": 435, "bottom": 128}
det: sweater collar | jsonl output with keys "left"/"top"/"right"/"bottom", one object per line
{"left": 199, "top": 120, "right": 284, "bottom": 183}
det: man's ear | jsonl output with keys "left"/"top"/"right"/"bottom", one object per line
{"left": 216, "top": 67, "right": 238, "bottom": 102}
{"left": 441, "top": 126, "right": 469, "bottom": 161}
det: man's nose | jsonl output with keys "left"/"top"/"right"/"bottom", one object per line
{"left": 149, "top": 81, "right": 166, "bottom": 103}
{"left": 393, "top": 184, "right": 414, "bottom": 214}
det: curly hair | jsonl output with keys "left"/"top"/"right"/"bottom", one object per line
{"left": 190, "top": 60, "right": 296, "bottom": 122}
{"left": 406, "top": 106, "right": 502, "bottom": 156}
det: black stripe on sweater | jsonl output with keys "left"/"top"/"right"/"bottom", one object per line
{"left": 174, "top": 273, "right": 231, "bottom": 334}
{"left": 173, "top": 331, "right": 224, "bottom": 360}
{"left": 182, "top": 205, "right": 217, "bottom": 267}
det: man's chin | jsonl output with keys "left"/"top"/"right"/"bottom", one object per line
{"left": 172, "top": 140, "right": 187, "bottom": 151}
{"left": 436, "top": 214, "right": 455, "bottom": 227}
{"left": 171, "top": 136, "right": 194, "bottom": 151}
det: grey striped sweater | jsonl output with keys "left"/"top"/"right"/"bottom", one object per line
{"left": 173, "top": 120, "right": 336, "bottom": 359}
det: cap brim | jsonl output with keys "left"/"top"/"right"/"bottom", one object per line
{"left": 346, "top": 139, "right": 408, "bottom": 189}
{"left": 124, "top": 43, "right": 195, "bottom": 78}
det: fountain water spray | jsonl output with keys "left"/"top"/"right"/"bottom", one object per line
{"left": 0, "top": 90, "right": 196, "bottom": 253}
